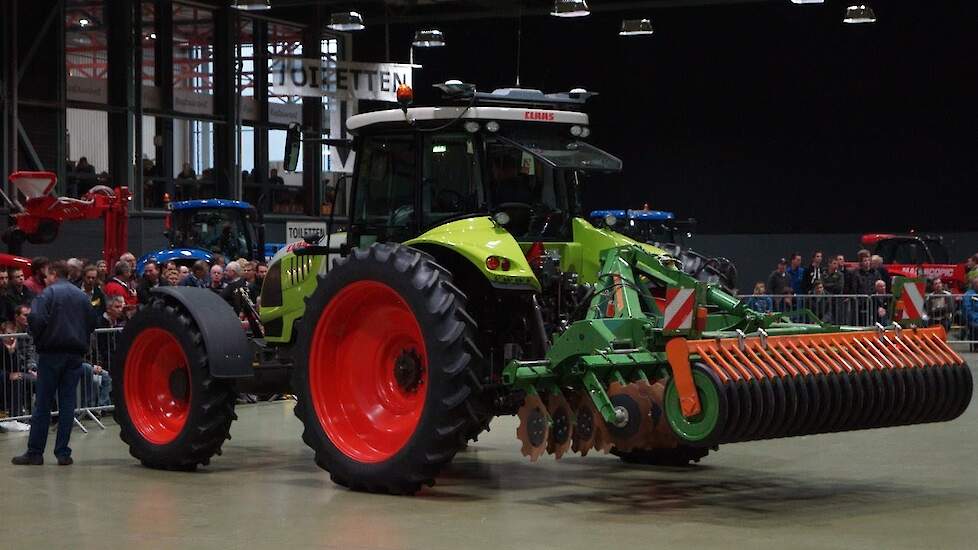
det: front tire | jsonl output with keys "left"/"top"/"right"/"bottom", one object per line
{"left": 292, "top": 243, "right": 482, "bottom": 495}
{"left": 112, "top": 298, "right": 237, "bottom": 470}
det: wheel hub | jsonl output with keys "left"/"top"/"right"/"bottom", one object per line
{"left": 526, "top": 408, "right": 548, "bottom": 447}
{"left": 550, "top": 407, "right": 570, "bottom": 444}
{"left": 393, "top": 349, "right": 423, "bottom": 393}
{"left": 169, "top": 369, "right": 190, "bottom": 401}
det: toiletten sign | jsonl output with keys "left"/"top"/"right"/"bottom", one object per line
{"left": 285, "top": 221, "right": 327, "bottom": 244}
{"left": 270, "top": 58, "right": 413, "bottom": 102}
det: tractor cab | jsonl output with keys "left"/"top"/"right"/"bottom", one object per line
{"left": 292, "top": 83, "right": 622, "bottom": 251}
{"left": 137, "top": 199, "right": 265, "bottom": 274}
{"left": 862, "top": 233, "right": 951, "bottom": 265}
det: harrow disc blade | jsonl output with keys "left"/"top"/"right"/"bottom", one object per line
{"left": 517, "top": 394, "right": 549, "bottom": 462}
{"left": 570, "top": 393, "right": 612, "bottom": 456}
{"left": 607, "top": 382, "right": 654, "bottom": 452}
{"left": 645, "top": 380, "right": 682, "bottom": 448}
{"left": 546, "top": 392, "right": 573, "bottom": 459}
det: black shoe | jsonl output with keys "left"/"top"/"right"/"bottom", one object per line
{"left": 11, "top": 453, "right": 43, "bottom": 466}
{"left": 56, "top": 455, "right": 73, "bottom": 466}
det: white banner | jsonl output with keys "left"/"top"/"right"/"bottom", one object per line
{"left": 173, "top": 89, "right": 214, "bottom": 115}
{"left": 285, "top": 221, "right": 327, "bottom": 244}
{"left": 67, "top": 77, "right": 108, "bottom": 103}
{"left": 269, "top": 58, "right": 413, "bottom": 102}
{"left": 269, "top": 102, "right": 303, "bottom": 125}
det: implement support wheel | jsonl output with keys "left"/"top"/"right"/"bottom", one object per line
{"left": 663, "top": 363, "right": 727, "bottom": 448}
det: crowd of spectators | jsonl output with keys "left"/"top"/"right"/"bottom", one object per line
{"left": 747, "top": 249, "right": 978, "bottom": 338}
{"left": 0, "top": 252, "right": 267, "bottom": 432}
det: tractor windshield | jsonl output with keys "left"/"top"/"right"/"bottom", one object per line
{"left": 171, "top": 208, "right": 254, "bottom": 260}
{"left": 486, "top": 126, "right": 620, "bottom": 241}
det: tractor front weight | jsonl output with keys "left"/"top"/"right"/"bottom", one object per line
{"left": 508, "top": 245, "right": 972, "bottom": 460}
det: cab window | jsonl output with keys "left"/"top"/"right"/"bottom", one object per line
{"left": 422, "top": 133, "right": 483, "bottom": 227}
{"left": 486, "top": 139, "right": 573, "bottom": 241}
{"left": 892, "top": 240, "right": 925, "bottom": 264}
{"left": 353, "top": 134, "right": 417, "bottom": 240}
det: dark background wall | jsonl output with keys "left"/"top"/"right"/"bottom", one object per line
{"left": 354, "top": 1, "right": 976, "bottom": 235}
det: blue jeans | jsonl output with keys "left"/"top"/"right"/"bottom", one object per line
{"left": 27, "top": 353, "right": 83, "bottom": 458}
{"left": 80, "top": 362, "right": 113, "bottom": 407}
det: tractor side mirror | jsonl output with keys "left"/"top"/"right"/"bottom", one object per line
{"left": 284, "top": 123, "right": 302, "bottom": 172}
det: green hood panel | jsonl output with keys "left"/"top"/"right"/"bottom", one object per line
{"left": 406, "top": 217, "right": 540, "bottom": 290}
{"left": 570, "top": 218, "right": 668, "bottom": 284}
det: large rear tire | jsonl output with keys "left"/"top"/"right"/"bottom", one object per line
{"left": 292, "top": 243, "right": 482, "bottom": 495}
{"left": 112, "top": 298, "right": 237, "bottom": 470}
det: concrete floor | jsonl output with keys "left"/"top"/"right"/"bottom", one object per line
{"left": 2, "top": 357, "right": 977, "bottom": 550}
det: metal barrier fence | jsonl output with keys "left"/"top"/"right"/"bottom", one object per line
{"left": 738, "top": 293, "right": 977, "bottom": 344}
{"left": 0, "top": 327, "right": 122, "bottom": 433}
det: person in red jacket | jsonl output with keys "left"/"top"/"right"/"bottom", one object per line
{"left": 102, "top": 260, "right": 138, "bottom": 315}
{"left": 24, "top": 257, "right": 49, "bottom": 296}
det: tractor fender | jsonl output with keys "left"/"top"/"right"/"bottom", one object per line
{"left": 150, "top": 286, "right": 254, "bottom": 378}
{"left": 405, "top": 217, "right": 539, "bottom": 291}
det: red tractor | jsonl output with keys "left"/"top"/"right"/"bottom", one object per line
{"left": 860, "top": 233, "right": 969, "bottom": 291}
{"left": 1, "top": 171, "right": 130, "bottom": 268}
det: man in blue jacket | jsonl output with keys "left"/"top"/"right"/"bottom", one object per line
{"left": 12, "top": 261, "right": 98, "bottom": 466}
{"left": 785, "top": 252, "right": 806, "bottom": 295}
{"left": 964, "top": 276, "right": 978, "bottom": 343}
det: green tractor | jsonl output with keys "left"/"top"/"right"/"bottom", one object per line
{"left": 112, "top": 83, "right": 972, "bottom": 495}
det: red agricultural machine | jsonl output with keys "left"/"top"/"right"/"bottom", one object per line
{"left": 860, "top": 233, "right": 969, "bottom": 290}
{"left": 2, "top": 171, "right": 130, "bottom": 268}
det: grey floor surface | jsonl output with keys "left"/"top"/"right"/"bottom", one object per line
{"left": 2, "top": 356, "right": 976, "bottom": 550}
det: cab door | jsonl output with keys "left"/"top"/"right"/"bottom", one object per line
{"left": 349, "top": 133, "right": 419, "bottom": 247}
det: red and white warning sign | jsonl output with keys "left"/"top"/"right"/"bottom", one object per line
{"left": 901, "top": 281, "right": 926, "bottom": 320}
{"left": 664, "top": 287, "right": 695, "bottom": 331}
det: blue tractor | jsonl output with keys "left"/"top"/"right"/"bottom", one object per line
{"left": 137, "top": 199, "right": 280, "bottom": 274}
{"left": 589, "top": 207, "right": 738, "bottom": 292}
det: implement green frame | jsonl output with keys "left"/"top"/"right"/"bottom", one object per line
{"left": 502, "top": 245, "right": 838, "bottom": 425}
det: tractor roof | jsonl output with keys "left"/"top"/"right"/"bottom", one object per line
{"left": 861, "top": 233, "right": 943, "bottom": 245}
{"left": 170, "top": 199, "right": 253, "bottom": 211}
{"left": 348, "top": 85, "right": 594, "bottom": 132}
{"left": 590, "top": 209, "right": 675, "bottom": 222}
{"left": 347, "top": 105, "right": 589, "bottom": 132}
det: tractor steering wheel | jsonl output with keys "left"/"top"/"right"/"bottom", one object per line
{"left": 434, "top": 188, "right": 466, "bottom": 211}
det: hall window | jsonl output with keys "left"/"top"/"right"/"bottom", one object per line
{"left": 172, "top": 3, "right": 214, "bottom": 115}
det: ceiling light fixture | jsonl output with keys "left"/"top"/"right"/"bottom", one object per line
{"left": 619, "top": 19, "right": 654, "bottom": 36}
{"left": 843, "top": 3, "right": 877, "bottom": 24}
{"left": 413, "top": 29, "right": 445, "bottom": 48}
{"left": 789, "top": 0, "right": 824, "bottom": 4}
{"left": 327, "top": 11, "right": 365, "bottom": 32}
{"left": 551, "top": 0, "right": 590, "bottom": 18}
{"left": 232, "top": 0, "right": 271, "bottom": 11}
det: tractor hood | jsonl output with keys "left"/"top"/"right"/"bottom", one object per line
{"left": 136, "top": 248, "right": 213, "bottom": 275}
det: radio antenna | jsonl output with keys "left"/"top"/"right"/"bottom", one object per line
{"left": 515, "top": 7, "right": 522, "bottom": 86}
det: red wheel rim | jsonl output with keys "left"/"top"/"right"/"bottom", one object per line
{"left": 123, "top": 328, "right": 192, "bottom": 445}
{"left": 310, "top": 281, "right": 428, "bottom": 463}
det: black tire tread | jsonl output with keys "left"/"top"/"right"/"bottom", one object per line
{"left": 112, "top": 296, "right": 237, "bottom": 471}
{"left": 292, "top": 242, "right": 483, "bottom": 495}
